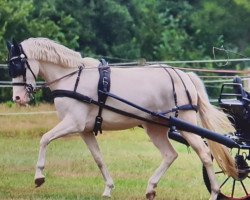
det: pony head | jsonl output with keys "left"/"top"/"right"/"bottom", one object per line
{"left": 6, "top": 37, "right": 99, "bottom": 105}
{"left": 6, "top": 39, "right": 39, "bottom": 105}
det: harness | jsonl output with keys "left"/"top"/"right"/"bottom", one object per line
{"left": 52, "top": 60, "right": 198, "bottom": 135}
{"left": 162, "top": 67, "right": 197, "bottom": 117}
{"left": 93, "top": 59, "right": 111, "bottom": 135}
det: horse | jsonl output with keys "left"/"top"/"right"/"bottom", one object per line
{"left": 6, "top": 37, "right": 237, "bottom": 200}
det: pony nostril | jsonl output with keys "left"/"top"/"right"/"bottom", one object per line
{"left": 15, "top": 96, "right": 20, "bottom": 101}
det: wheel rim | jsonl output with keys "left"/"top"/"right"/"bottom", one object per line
{"left": 203, "top": 149, "right": 250, "bottom": 200}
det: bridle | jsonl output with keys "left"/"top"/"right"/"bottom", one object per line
{"left": 8, "top": 46, "right": 37, "bottom": 98}
{"left": 8, "top": 43, "right": 84, "bottom": 99}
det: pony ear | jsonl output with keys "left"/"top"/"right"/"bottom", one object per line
{"left": 6, "top": 41, "right": 13, "bottom": 51}
{"left": 12, "top": 38, "right": 21, "bottom": 54}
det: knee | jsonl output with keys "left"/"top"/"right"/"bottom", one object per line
{"left": 170, "top": 152, "right": 178, "bottom": 162}
{"left": 40, "top": 136, "right": 49, "bottom": 147}
{"left": 163, "top": 151, "right": 178, "bottom": 163}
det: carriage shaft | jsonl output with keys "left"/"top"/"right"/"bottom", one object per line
{"left": 169, "top": 116, "right": 240, "bottom": 148}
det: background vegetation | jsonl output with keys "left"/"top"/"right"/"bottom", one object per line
{"left": 0, "top": 0, "right": 250, "bottom": 102}
{"left": 1, "top": 0, "right": 250, "bottom": 62}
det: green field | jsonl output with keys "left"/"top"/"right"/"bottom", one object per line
{"left": 0, "top": 104, "right": 209, "bottom": 200}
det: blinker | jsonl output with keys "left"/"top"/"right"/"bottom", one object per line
{"left": 7, "top": 39, "right": 27, "bottom": 78}
{"left": 8, "top": 56, "right": 26, "bottom": 78}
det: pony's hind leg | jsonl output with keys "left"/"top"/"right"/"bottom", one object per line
{"left": 35, "top": 115, "right": 81, "bottom": 187}
{"left": 80, "top": 132, "right": 114, "bottom": 197}
{"left": 179, "top": 111, "right": 219, "bottom": 200}
{"left": 143, "top": 124, "right": 178, "bottom": 200}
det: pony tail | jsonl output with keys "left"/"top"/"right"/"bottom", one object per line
{"left": 187, "top": 72, "right": 238, "bottom": 179}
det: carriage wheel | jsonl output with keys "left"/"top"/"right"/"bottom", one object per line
{"left": 202, "top": 149, "right": 250, "bottom": 200}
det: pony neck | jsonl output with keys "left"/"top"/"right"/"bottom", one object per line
{"left": 39, "top": 61, "right": 79, "bottom": 91}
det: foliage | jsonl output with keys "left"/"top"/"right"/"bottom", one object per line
{"left": 190, "top": 0, "right": 250, "bottom": 56}
{"left": 1, "top": 0, "right": 249, "bottom": 62}
{"left": 4, "top": 100, "right": 14, "bottom": 108}
{"left": 0, "top": 0, "right": 250, "bottom": 102}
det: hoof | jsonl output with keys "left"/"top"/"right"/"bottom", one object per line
{"left": 102, "top": 191, "right": 111, "bottom": 198}
{"left": 35, "top": 177, "right": 45, "bottom": 187}
{"left": 102, "top": 194, "right": 111, "bottom": 198}
{"left": 146, "top": 191, "right": 156, "bottom": 200}
{"left": 102, "top": 185, "right": 114, "bottom": 198}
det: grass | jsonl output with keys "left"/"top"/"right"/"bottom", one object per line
{"left": 0, "top": 103, "right": 210, "bottom": 200}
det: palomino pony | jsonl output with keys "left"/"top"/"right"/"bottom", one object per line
{"left": 7, "top": 38, "right": 237, "bottom": 200}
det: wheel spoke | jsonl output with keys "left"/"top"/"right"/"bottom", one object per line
{"left": 240, "top": 180, "right": 248, "bottom": 195}
{"left": 231, "top": 180, "right": 236, "bottom": 198}
{"left": 220, "top": 177, "right": 230, "bottom": 189}
{"left": 202, "top": 151, "right": 250, "bottom": 199}
{"left": 215, "top": 171, "right": 224, "bottom": 174}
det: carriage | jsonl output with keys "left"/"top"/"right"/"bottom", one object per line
{"left": 202, "top": 77, "right": 250, "bottom": 200}
{"left": 6, "top": 38, "right": 250, "bottom": 200}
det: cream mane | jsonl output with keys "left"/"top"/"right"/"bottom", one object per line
{"left": 21, "top": 37, "right": 100, "bottom": 68}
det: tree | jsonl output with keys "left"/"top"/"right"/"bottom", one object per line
{"left": 190, "top": 0, "right": 250, "bottom": 57}
{"left": 0, "top": 0, "right": 78, "bottom": 101}
{"left": 1, "top": 0, "right": 250, "bottom": 102}
{"left": 155, "top": 0, "right": 198, "bottom": 60}
{"left": 50, "top": 0, "right": 140, "bottom": 61}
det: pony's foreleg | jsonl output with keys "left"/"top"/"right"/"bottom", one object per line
{"left": 35, "top": 116, "right": 80, "bottom": 187}
{"left": 80, "top": 132, "right": 114, "bottom": 197}
{"left": 143, "top": 124, "right": 178, "bottom": 200}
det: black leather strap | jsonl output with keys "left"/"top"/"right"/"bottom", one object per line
{"left": 163, "top": 67, "right": 198, "bottom": 116}
{"left": 52, "top": 89, "right": 170, "bottom": 128}
{"left": 163, "top": 68, "right": 178, "bottom": 116}
{"left": 93, "top": 59, "right": 111, "bottom": 135}
{"left": 73, "top": 66, "right": 83, "bottom": 92}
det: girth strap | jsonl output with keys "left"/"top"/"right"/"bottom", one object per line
{"left": 93, "top": 59, "right": 111, "bottom": 135}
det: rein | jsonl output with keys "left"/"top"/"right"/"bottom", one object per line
{"left": 34, "top": 66, "right": 84, "bottom": 93}
{"left": 12, "top": 66, "right": 84, "bottom": 95}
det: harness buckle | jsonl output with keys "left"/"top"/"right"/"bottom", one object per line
{"left": 26, "top": 84, "right": 35, "bottom": 93}
{"left": 93, "top": 116, "right": 103, "bottom": 135}
{"left": 103, "top": 77, "right": 109, "bottom": 86}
